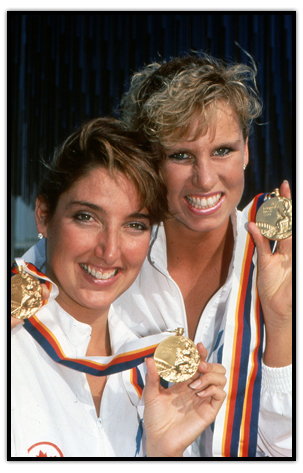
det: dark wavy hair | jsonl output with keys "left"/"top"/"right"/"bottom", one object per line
{"left": 38, "top": 117, "right": 168, "bottom": 225}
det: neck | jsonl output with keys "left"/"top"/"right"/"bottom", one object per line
{"left": 86, "top": 316, "right": 111, "bottom": 357}
{"left": 164, "top": 217, "right": 233, "bottom": 271}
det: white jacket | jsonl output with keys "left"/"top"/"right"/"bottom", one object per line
{"left": 11, "top": 300, "right": 149, "bottom": 457}
{"left": 113, "top": 202, "right": 292, "bottom": 457}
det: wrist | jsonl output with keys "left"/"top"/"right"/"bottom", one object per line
{"left": 263, "top": 324, "right": 292, "bottom": 367}
{"left": 146, "top": 439, "right": 184, "bottom": 457}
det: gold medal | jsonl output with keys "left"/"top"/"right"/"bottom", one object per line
{"left": 154, "top": 328, "right": 200, "bottom": 383}
{"left": 11, "top": 265, "right": 42, "bottom": 319}
{"left": 256, "top": 189, "right": 292, "bottom": 240}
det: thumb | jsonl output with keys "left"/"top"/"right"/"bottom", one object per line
{"left": 196, "top": 342, "right": 208, "bottom": 362}
{"left": 41, "top": 283, "right": 50, "bottom": 301}
{"left": 247, "top": 221, "right": 272, "bottom": 260}
{"left": 144, "top": 357, "right": 161, "bottom": 400}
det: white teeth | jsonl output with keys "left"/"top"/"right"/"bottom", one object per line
{"left": 81, "top": 264, "right": 118, "bottom": 280}
{"left": 186, "top": 193, "right": 221, "bottom": 210}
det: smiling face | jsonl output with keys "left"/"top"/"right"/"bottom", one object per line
{"left": 35, "top": 167, "right": 151, "bottom": 323}
{"left": 162, "top": 102, "right": 249, "bottom": 236}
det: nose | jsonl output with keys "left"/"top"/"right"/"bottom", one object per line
{"left": 192, "top": 158, "right": 216, "bottom": 191}
{"left": 94, "top": 229, "right": 121, "bottom": 265}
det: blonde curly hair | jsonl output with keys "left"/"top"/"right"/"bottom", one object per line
{"left": 121, "top": 53, "right": 263, "bottom": 148}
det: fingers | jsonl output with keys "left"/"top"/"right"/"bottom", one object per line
{"left": 197, "top": 358, "right": 226, "bottom": 376}
{"left": 280, "top": 180, "right": 291, "bottom": 199}
{"left": 41, "top": 283, "right": 50, "bottom": 301}
{"left": 189, "top": 367, "right": 226, "bottom": 392}
{"left": 11, "top": 317, "right": 24, "bottom": 330}
{"left": 196, "top": 384, "right": 226, "bottom": 408}
{"left": 247, "top": 180, "right": 292, "bottom": 257}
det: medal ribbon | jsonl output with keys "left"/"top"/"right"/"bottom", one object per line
{"left": 11, "top": 259, "right": 170, "bottom": 377}
{"left": 23, "top": 314, "right": 165, "bottom": 376}
{"left": 220, "top": 194, "right": 265, "bottom": 457}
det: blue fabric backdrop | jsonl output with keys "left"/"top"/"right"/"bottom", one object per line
{"left": 9, "top": 12, "right": 294, "bottom": 230}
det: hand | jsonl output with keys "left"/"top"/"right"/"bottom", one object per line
{"left": 247, "top": 181, "right": 292, "bottom": 366}
{"left": 144, "top": 343, "right": 226, "bottom": 457}
{"left": 11, "top": 283, "right": 50, "bottom": 330}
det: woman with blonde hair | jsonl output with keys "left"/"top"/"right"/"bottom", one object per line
{"left": 115, "top": 53, "right": 292, "bottom": 457}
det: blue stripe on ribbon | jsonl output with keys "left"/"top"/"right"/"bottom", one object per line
{"left": 23, "top": 318, "right": 154, "bottom": 377}
{"left": 230, "top": 258, "right": 255, "bottom": 456}
{"left": 248, "top": 303, "right": 264, "bottom": 456}
{"left": 135, "top": 366, "right": 144, "bottom": 391}
{"left": 229, "top": 193, "right": 266, "bottom": 457}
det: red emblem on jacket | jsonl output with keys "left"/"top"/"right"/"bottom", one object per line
{"left": 27, "top": 441, "right": 64, "bottom": 457}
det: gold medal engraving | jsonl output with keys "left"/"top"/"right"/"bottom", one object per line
{"left": 154, "top": 328, "right": 200, "bottom": 382}
{"left": 11, "top": 266, "right": 42, "bottom": 319}
{"left": 256, "top": 189, "right": 292, "bottom": 240}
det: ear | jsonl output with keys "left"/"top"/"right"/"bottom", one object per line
{"left": 244, "top": 137, "right": 249, "bottom": 167}
{"left": 35, "top": 196, "right": 49, "bottom": 238}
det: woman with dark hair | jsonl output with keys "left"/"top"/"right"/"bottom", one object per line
{"left": 11, "top": 117, "right": 227, "bottom": 458}
{"left": 115, "top": 53, "right": 292, "bottom": 457}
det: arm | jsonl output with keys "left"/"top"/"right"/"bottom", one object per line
{"left": 257, "top": 363, "right": 292, "bottom": 457}
{"left": 247, "top": 181, "right": 292, "bottom": 367}
{"left": 143, "top": 343, "right": 226, "bottom": 457}
{"left": 247, "top": 181, "right": 292, "bottom": 456}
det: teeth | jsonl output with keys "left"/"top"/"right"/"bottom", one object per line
{"left": 81, "top": 264, "right": 118, "bottom": 280}
{"left": 186, "top": 193, "right": 221, "bottom": 210}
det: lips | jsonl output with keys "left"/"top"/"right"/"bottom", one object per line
{"left": 80, "top": 263, "right": 118, "bottom": 280}
{"left": 185, "top": 193, "right": 222, "bottom": 210}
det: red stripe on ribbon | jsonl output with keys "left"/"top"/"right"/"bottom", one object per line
{"left": 29, "top": 315, "right": 157, "bottom": 372}
{"left": 222, "top": 195, "right": 260, "bottom": 457}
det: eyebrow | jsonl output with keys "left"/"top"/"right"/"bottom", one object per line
{"left": 166, "top": 139, "right": 242, "bottom": 153}
{"left": 67, "top": 201, "right": 150, "bottom": 219}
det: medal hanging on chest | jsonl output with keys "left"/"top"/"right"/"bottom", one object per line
{"left": 11, "top": 264, "right": 43, "bottom": 319}
{"left": 255, "top": 188, "right": 292, "bottom": 240}
{"left": 153, "top": 328, "right": 200, "bottom": 382}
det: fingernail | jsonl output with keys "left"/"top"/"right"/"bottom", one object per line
{"left": 189, "top": 378, "right": 202, "bottom": 389}
{"left": 283, "top": 180, "right": 289, "bottom": 183}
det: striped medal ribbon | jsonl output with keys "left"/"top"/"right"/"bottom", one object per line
{"left": 218, "top": 194, "right": 266, "bottom": 457}
{"left": 11, "top": 259, "right": 172, "bottom": 378}
{"left": 24, "top": 313, "right": 167, "bottom": 377}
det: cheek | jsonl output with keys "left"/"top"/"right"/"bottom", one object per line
{"left": 46, "top": 224, "right": 83, "bottom": 273}
{"left": 163, "top": 164, "right": 189, "bottom": 199}
{"left": 123, "top": 236, "right": 150, "bottom": 268}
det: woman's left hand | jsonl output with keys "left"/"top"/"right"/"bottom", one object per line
{"left": 143, "top": 342, "right": 226, "bottom": 457}
{"left": 247, "top": 180, "right": 292, "bottom": 367}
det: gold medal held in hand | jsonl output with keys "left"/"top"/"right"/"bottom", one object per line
{"left": 154, "top": 328, "right": 200, "bottom": 383}
{"left": 256, "top": 189, "right": 292, "bottom": 240}
{"left": 11, "top": 265, "right": 42, "bottom": 319}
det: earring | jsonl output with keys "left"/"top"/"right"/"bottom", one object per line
{"left": 38, "top": 233, "right": 44, "bottom": 240}
{"left": 243, "top": 164, "right": 246, "bottom": 170}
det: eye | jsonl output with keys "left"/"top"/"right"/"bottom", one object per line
{"left": 73, "top": 212, "right": 94, "bottom": 222}
{"left": 213, "top": 147, "right": 233, "bottom": 157}
{"left": 125, "top": 222, "right": 149, "bottom": 232}
{"left": 167, "top": 152, "right": 192, "bottom": 161}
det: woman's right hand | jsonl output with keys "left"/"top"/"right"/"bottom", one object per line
{"left": 144, "top": 342, "right": 227, "bottom": 457}
{"left": 11, "top": 283, "right": 50, "bottom": 330}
